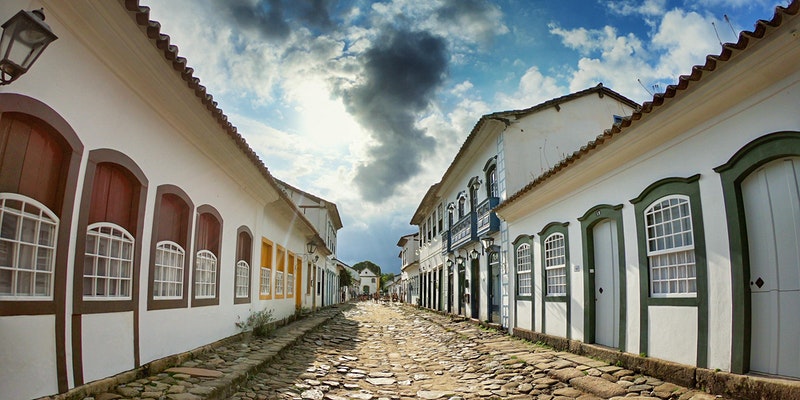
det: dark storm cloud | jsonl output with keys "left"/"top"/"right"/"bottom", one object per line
{"left": 339, "top": 30, "right": 448, "bottom": 203}
{"left": 221, "top": 0, "right": 334, "bottom": 41}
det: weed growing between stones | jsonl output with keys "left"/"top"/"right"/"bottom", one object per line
{"left": 236, "top": 308, "right": 275, "bottom": 337}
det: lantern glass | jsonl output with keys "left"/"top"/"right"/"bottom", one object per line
{"left": 470, "top": 249, "right": 480, "bottom": 260}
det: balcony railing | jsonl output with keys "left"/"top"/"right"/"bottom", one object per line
{"left": 450, "top": 212, "right": 475, "bottom": 249}
{"left": 441, "top": 230, "right": 450, "bottom": 254}
{"left": 476, "top": 197, "right": 500, "bottom": 236}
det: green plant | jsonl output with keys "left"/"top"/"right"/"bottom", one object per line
{"left": 236, "top": 308, "right": 275, "bottom": 337}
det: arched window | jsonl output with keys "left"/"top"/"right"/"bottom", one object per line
{"left": 644, "top": 195, "right": 696, "bottom": 296}
{"left": 484, "top": 156, "right": 498, "bottom": 198}
{"left": 234, "top": 227, "right": 252, "bottom": 304}
{"left": 544, "top": 233, "right": 567, "bottom": 296}
{"left": 149, "top": 186, "right": 192, "bottom": 309}
{"left": 458, "top": 194, "right": 466, "bottom": 218}
{"left": 515, "top": 243, "right": 532, "bottom": 296}
{"left": 82, "top": 161, "right": 142, "bottom": 301}
{"left": 194, "top": 207, "right": 222, "bottom": 305}
{"left": 487, "top": 166, "right": 498, "bottom": 197}
{"left": 0, "top": 194, "right": 58, "bottom": 298}
{"left": 83, "top": 222, "right": 133, "bottom": 299}
{"left": 154, "top": 240, "right": 185, "bottom": 299}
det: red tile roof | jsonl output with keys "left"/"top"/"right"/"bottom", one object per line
{"left": 495, "top": 0, "right": 800, "bottom": 213}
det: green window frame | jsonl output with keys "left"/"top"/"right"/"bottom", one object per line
{"left": 538, "top": 222, "right": 570, "bottom": 338}
{"left": 630, "top": 174, "right": 707, "bottom": 367}
{"left": 512, "top": 235, "right": 534, "bottom": 300}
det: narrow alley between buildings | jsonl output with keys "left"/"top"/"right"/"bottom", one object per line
{"left": 227, "top": 303, "right": 722, "bottom": 400}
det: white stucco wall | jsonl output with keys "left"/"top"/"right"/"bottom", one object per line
{"left": 0, "top": 2, "right": 328, "bottom": 397}
{"left": 504, "top": 93, "right": 637, "bottom": 196}
{"left": 0, "top": 315, "right": 59, "bottom": 400}
{"left": 503, "top": 66, "right": 800, "bottom": 370}
{"left": 82, "top": 312, "right": 135, "bottom": 383}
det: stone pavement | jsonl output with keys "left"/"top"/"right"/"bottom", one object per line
{"left": 50, "top": 302, "right": 800, "bottom": 400}
{"left": 47, "top": 306, "right": 343, "bottom": 400}
{"left": 228, "top": 302, "right": 724, "bottom": 400}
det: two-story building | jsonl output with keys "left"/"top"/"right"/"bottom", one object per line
{"left": 495, "top": 2, "right": 800, "bottom": 382}
{"left": 411, "top": 85, "right": 638, "bottom": 326}
{"left": 0, "top": 2, "right": 342, "bottom": 398}
{"left": 397, "top": 232, "right": 420, "bottom": 304}
{"left": 274, "top": 179, "right": 343, "bottom": 309}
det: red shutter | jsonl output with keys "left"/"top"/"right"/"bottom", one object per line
{"left": 196, "top": 213, "right": 220, "bottom": 253}
{"left": 0, "top": 113, "right": 66, "bottom": 212}
{"left": 157, "top": 193, "right": 189, "bottom": 246}
{"left": 89, "top": 163, "right": 137, "bottom": 233}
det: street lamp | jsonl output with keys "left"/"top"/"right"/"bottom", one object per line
{"left": 306, "top": 241, "right": 317, "bottom": 254}
{"left": 446, "top": 259, "right": 453, "bottom": 267}
{"left": 469, "top": 249, "right": 480, "bottom": 260}
{"left": 0, "top": 9, "right": 57, "bottom": 85}
{"left": 455, "top": 255, "right": 465, "bottom": 265}
{"left": 480, "top": 236, "right": 494, "bottom": 250}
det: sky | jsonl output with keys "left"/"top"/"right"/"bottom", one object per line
{"left": 145, "top": 0, "right": 785, "bottom": 274}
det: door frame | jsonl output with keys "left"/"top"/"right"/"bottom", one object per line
{"left": 715, "top": 131, "right": 800, "bottom": 374}
{"left": 578, "top": 204, "right": 627, "bottom": 351}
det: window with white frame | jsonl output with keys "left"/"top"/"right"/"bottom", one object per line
{"left": 516, "top": 243, "right": 532, "bottom": 296}
{"left": 84, "top": 222, "right": 133, "bottom": 299}
{"left": 154, "top": 241, "right": 185, "bottom": 299}
{"left": 645, "top": 195, "right": 696, "bottom": 296}
{"left": 544, "top": 233, "right": 567, "bottom": 296}
{"left": 235, "top": 260, "right": 249, "bottom": 298}
{"left": 275, "top": 270, "right": 284, "bottom": 295}
{"left": 194, "top": 249, "right": 217, "bottom": 298}
{"left": 260, "top": 267, "right": 271, "bottom": 295}
{"left": 0, "top": 194, "right": 58, "bottom": 298}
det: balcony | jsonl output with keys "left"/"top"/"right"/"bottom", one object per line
{"left": 450, "top": 212, "right": 476, "bottom": 250}
{"left": 441, "top": 230, "right": 450, "bottom": 254}
{"left": 476, "top": 197, "right": 500, "bottom": 237}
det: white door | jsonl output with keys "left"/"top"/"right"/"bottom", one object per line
{"left": 743, "top": 157, "right": 800, "bottom": 378}
{"left": 593, "top": 220, "right": 619, "bottom": 348}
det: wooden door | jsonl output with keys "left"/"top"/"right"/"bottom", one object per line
{"left": 743, "top": 157, "right": 800, "bottom": 378}
{"left": 593, "top": 220, "right": 619, "bottom": 348}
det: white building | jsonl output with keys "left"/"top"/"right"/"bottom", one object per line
{"left": 397, "top": 233, "right": 420, "bottom": 303}
{"left": 411, "top": 85, "right": 638, "bottom": 324}
{"left": 412, "top": 0, "right": 800, "bottom": 388}
{"left": 359, "top": 268, "right": 379, "bottom": 295}
{"left": 496, "top": 2, "right": 800, "bottom": 378}
{"left": 274, "top": 179, "right": 343, "bottom": 309}
{"left": 0, "top": 2, "right": 341, "bottom": 398}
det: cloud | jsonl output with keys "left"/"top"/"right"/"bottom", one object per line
{"left": 433, "top": 0, "right": 510, "bottom": 46}
{"left": 337, "top": 29, "right": 448, "bottom": 203}
{"left": 217, "top": 0, "right": 334, "bottom": 42}
{"left": 496, "top": 66, "right": 567, "bottom": 110}
{"left": 548, "top": 6, "right": 729, "bottom": 102}
{"left": 604, "top": 0, "right": 666, "bottom": 16}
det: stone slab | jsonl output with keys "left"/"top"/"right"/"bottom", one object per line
{"left": 165, "top": 367, "right": 224, "bottom": 378}
{"left": 570, "top": 376, "right": 627, "bottom": 398}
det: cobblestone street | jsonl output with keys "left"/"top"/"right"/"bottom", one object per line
{"left": 229, "top": 302, "right": 722, "bottom": 400}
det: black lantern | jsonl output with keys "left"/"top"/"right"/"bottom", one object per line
{"left": 0, "top": 9, "right": 57, "bottom": 85}
{"left": 480, "top": 236, "right": 494, "bottom": 250}
{"left": 306, "top": 241, "right": 317, "bottom": 254}
{"left": 456, "top": 255, "right": 465, "bottom": 265}
{"left": 446, "top": 259, "right": 453, "bottom": 267}
{"left": 470, "top": 249, "right": 480, "bottom": 260}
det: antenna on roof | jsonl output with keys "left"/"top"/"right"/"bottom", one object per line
{"left": 711, "top": 21, "right": 724, "bottom": 46}
{"left": 723, "top": 14, "right": 737, "bottom": 39}
{"left": 637, "top": 78, "right": 653, "bottom": 97}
